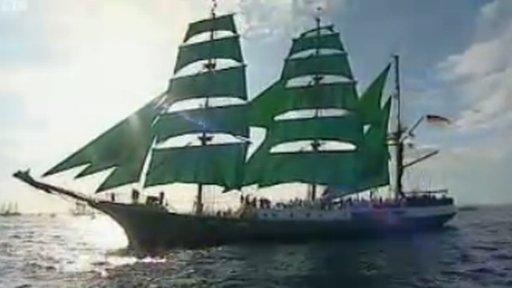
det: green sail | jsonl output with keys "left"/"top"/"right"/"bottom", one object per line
{"left": 250, "top": 81, "right": 358, "bottom": 127}
{"left": 146, "top": 14, "right": 248, "bottom": 191}
{"left": 44, "top": 94, "right": 165, "bottom": 192}
{"left": 281, "top": 53, "right": 353, "bottom": 80}
{"left": 363, "top": 98, "right": 391, "bottom": 151}
{"left": 266, "top": 115, "right": 363, "bottom": 146}
{"left": 43, "top": 14, "right": 248, "bottom": 193}
{"left": 184, "top": 14, "right": 236, "bottom": 42}
{"left": 300, "top": 25, "right": 335, "bottom": 38}
{"left": 145, "top": 143, "right": 247, "bottom": 190}
{"left": 245, "top": 114, "right": 363, "bottom": 187}
{"left": 357, "top": 98, "right": 392, "bottom": 191}
{"left": 246, "top": 23, "right": 363, "bottom": 189}
{"left": 289, "top": 33, "right": 345, "bottom": 56}
{"left": 357, "top": 64, "right": 392, "bottom": 189}
{"left": 245, "top": 148, "right": 361, "bottom": 188}
{"left": 168, "top": 66, "right": 247, "bottom": 103}
{"left": 359, "top": 64, "right": 391, "bottom": 124}
{"left": 174, "top": 36, "right": 243, "bottom": 73}
{"left": 153, "top": 105, "right": 248, "bottom": 142}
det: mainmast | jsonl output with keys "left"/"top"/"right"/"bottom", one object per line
{"left": 246, "top": 11, "right": 364, "bottom": 195}
{"left": 393, "top": 55, "right": 404, "bottom": 200}
{"left": 195, "top": 0, "right": 218, "bottom": 215}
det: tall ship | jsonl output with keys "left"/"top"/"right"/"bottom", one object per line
{"left": 0, "top": 202, "right": 21, "bottom": 217}
{"left": 15, "top": 5, "right": 456, "bottom": 250}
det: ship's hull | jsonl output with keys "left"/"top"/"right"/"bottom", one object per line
{"left": 91, "top": 201, "right": 456, "bottom": 251}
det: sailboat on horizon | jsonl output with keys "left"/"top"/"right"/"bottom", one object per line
{"left": 14, "top": 4, "right": 456, "bottom": 250}
{"left": 0, "top": 202, "right": 21, "bottom": 217}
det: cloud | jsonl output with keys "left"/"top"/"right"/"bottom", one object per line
{"left": 237, "top": 0, "right": 348, "bottom": 40}
{"left": 438, "top": 0, "right": 512, "bottom": 133}
{"left": 409, "top": 0, "right": 512, "bottom": 205}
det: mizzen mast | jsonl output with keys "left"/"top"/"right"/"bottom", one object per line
{"left": 393, "top": 55, "right": 404, "bottom": 200}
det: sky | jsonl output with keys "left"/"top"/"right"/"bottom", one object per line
{"left": 1, "top": 0, "right": 511, "bottom": 212}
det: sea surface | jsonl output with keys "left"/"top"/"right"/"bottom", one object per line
{"left": 1, "top": 206, "right": 512, "bottom": 288}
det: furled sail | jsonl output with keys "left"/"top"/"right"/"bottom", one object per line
{"left": 246, "top": 24, "right": 363, "bottom": 191}
{"left": 144, "top": 13, "right": 248, "bottom": 190}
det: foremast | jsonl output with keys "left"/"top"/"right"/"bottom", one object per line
{"left": 36, "top": 4, "right": 249, "bottom": 211}
{"left": 148, "top": 2, "right": 248, "bottom": 215}
{"left": 195, "top": 0, "right": 219, "bottom": 216}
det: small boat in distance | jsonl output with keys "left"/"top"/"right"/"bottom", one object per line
{"left": 70, "top": 201, "right": 95, "bottom": 218}
{"left": 458, "top": 205, "right": 478, "bottom": 212}
{"left": 0, "top": 202, "right": 21, "bottom": 217}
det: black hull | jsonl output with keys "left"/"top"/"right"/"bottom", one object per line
{"left": 92, "top": 201, "right": 456, "bottom": 251}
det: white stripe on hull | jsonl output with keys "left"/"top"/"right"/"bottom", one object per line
{"left": 256, "top": 204, "right": 457, "bottom": 223}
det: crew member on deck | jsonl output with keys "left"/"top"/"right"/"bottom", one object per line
{"left": 131, "top": 189, "right": 140, "bottom": 204}
{"left": 159, "top": 191, "right": 165, "bottom": 206}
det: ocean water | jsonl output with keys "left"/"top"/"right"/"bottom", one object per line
{"left": 1, "top": 206, "right": 512, "bottom": 288}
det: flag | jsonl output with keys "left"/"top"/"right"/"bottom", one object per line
{"left": 425, "top": 114, "right": 451, "bottom": 126}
